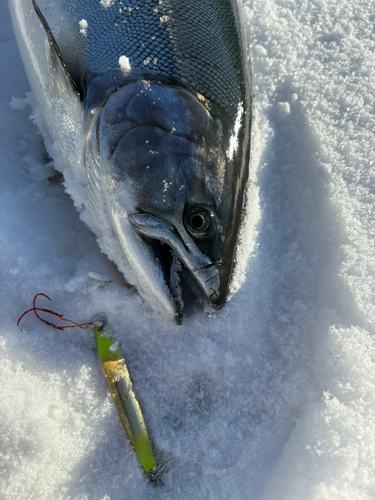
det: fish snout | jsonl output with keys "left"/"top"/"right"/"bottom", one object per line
{"left": 129, "top": 213, "right": 221, "bottom": 307}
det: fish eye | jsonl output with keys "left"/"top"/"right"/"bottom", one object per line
{"left": 184, "top": 207, "right": 215, "bottom": 239}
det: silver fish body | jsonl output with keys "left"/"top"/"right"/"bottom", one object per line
{"left": 9, "top": 0, "right": 252, "bottom": 322}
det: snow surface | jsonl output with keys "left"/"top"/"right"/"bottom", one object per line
{"left": 1, "top": 0, "right": 375, "bottom": 498}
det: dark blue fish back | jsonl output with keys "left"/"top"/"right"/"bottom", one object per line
{"left": 40, "top": 0, "right": 248, "bottom": 119}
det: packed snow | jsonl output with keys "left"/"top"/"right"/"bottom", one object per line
{"left": 1, "top": 0, "right": 375, "bottom": 498}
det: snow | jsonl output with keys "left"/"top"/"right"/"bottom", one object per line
{"left": 79, "top": 19, "right": 88, "bottom": 38}
{"left": 276, "top": 102, "right": 290, "bottom": 115}
{"left": 100, "top": 0, "right": 115, "bottom": 10}
{"left": 1, "top": 0, "right": 375, "bottom": 498}
{"left": 119, "top": 55, "right": 131, "bottom": 74}
{"left": 88, "top": 271, "right": 111, "bottom": 282}
{"left": 109, "top": 341, "right": 119, "bottom": 352}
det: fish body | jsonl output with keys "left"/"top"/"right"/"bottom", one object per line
{"left": 9, "top": 0, "right": 252, "bottom": 322}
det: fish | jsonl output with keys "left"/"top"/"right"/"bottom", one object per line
{"left": 9, "top": 0, "right": 252, "bottom": 322}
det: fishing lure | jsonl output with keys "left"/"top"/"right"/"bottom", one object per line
{"left": 94, "top": 320, "right": 161, "bottom": 478}
{"left": 18, "top": 295, "right": 164, "bottom": 479}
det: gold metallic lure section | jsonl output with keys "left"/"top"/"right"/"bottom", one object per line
{"left": 95, "top": 326, "right": 157, "bottom": 473}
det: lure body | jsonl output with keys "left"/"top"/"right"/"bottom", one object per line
{"left": 9, "top": 0, "right": 252, "bottom": 321}
{"left": 95, "top": 325, "right": 157, "bottom": 474}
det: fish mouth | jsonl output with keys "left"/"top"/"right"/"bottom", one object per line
{"left": 129, "top": 213, "right": 220, "bottom": 320}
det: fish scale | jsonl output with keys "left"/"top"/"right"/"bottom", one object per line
{"left": 39, "top": 0, "right": 246, "bottom": 119}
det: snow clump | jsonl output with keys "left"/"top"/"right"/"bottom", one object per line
{"left": 119, "top": 55, "right": 131, "bottom": 74}
{"left": 100, "top": 0, "right": 115, "bottom": 9}
{"left": 79, "top": 19, "right": 88, "bottom": 37}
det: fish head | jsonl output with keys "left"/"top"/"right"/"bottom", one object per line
{"left": 86, "top": 80, "right": 248, "bottom": 321}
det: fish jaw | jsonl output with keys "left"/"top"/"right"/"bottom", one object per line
{"left": 110, "top": 204, "right": 182, "bottom": 323}
{"left": 129, "top": 213, "right": 220, "bottom": 305}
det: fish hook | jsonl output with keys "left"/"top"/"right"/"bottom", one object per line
{"left": 17, "top": 293, "right": 93, "bottom": 331}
